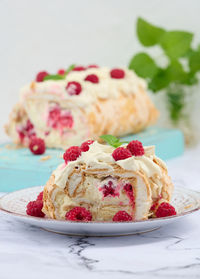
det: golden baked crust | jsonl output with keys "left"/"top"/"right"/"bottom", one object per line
{"left": 42, "top": 156, "right": 172, "bottom": 222}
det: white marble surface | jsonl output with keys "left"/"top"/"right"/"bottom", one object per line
{"left": 1, "top": 145, "right": 200, "bottom": 279}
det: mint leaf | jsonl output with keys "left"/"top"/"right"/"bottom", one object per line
{"left": 160, "top": 31, "right": 193, "bottom": 59}
{"left": 100, "top": 135, "right": 127, "bottom": 148}
{"left": 189, "top": 50, "right": 200, "bottom": 73}
{"left": 43, "top": 64, "right": 75, "bottom": 81}
{"left": 137, "top": 17, "right": 165, "bottom": 47}
{"left": 44, "top": 74, "right": 64, "bottom": 81}
{"left": 148, "top": 69, "right": 170, "bottom": 92}
{"left": 129, "top": 52, "right": 159, "bottom": 79}
{"left": 165, "top": 60, "right": 187, "bottom": 83}
{"left": 64, "top": 64, "right": 75, "bottom": 77}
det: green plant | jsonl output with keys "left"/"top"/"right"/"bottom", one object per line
{"left": 129, "top": 18, "right": 200, "bottom": 123}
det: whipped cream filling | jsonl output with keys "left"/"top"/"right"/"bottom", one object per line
{"left": 19, "top": 67, "right": 146, "bottom": 108}
{"left": 53, "top": 141, "right": 164, "bottom": 189}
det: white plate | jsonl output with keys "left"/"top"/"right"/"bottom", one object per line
{"left": 0, "top": 186, "right": 200, "bottom": 236}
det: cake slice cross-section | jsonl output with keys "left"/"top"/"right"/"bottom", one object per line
{"left": 42, "top": 140, "right": 174, "bottom": 222}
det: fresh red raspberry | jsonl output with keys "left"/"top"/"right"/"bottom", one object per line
{"left": 112, "top": 147, "right": 132, "bottom": 161}
{"left": 101, "top": 181, "right": 119, "bottom": 197}
{"left": 63, "top": 146, "right": 81, "bottom": 163}
{"left": 29, "top": 138, "right": 45, "bottom": 155}
{"left": 57, "top": 69, "right": 65, "bottom": 75}
{"left": 65, "top": 207, "right": 92, "bottom": 222}
{"left": 59, "top": 112, "right": 74, "bottom": 129}
{"left": 25, "top": 120, "right": 36, "bottom": 138}
{"left": 73, "top": 66, "right": 86, "bottom": 71}
{"left": 123, "top": 184, "right": 135, "bottom": 204}
{"left": 155, "top": 202, "right": 176, "bottom": 218}
{"left": 84, "top": 74, "right": 99, "bottom": 84}
{"left": 102, "top": 185, "right": 115, "bottom": 197}
{"left": 26, "top": 200, "right": 45, "bottom": 217}
{"left": 25, "top": 120, "right": 34, "bottom": 132}
{"left": 18, "top": 130, "right": 25, "bottom": 142}
{"left": 127, "top": 140, "right": 144, "bottom": 156}
{"left": 87, "top": 65, "right": 99, "bottom": 68}
{"left": 36, "top": 71, "right": 49, "bottom": 82}
{"left": 80, "top": 140, "right": 94, "bottom": 152}
{"left": 37, "top": 191, "right": 43, "bottom": 201}
{"left": 113, "top": 211, "right": 132, "bottom": 222}
{"left": 66, "top": 81, "right": 82, "bottom": 95}
{"left": 110, "top": 68, "right": 125, "bottom": 79}
{"left": 17, "top": 119, "right": 36, "bottom": 142}
{"left": 48, "top": 107, "right": 61, "bottom": 128}
{"left": 150, "top": 202, "right": 158, "bottom": 212}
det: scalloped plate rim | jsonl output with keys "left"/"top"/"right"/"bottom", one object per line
{"left": 0, "top": 185, "right": 200, "bottom": 225}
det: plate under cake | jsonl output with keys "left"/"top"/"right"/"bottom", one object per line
{"left": 1, "top": 185, "right": 200, "bottom": 236}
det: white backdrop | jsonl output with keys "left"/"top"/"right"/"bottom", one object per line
{"left": 1, "top": 0, "right": 200, "bottom": 141}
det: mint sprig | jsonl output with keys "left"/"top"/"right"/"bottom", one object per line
{"left": 44, "top": 74, "right": 64, "bottom": 81}
{"left": 129, "top": 17, "right": 200, "bottom": 123}
{"left": 100, "top": 135, "right": 128, "bottom": 148}
{"left": 64, "top": 64, "right": 75, "bottom": 77}
{"left": 43, "top": 64, "right": 75, "bottom": 81}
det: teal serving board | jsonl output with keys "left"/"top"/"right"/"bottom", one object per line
{"left": 0, "top": 127, "right": 184, "bottom": 192}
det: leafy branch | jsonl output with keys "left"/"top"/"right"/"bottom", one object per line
{"left": 129, "top": 18, "right": 200, "bottom": 123}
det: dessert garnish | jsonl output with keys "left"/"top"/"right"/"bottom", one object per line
{"left": 29, "top": 137, "right": 45, "bottom": 155}
{"left": 110, "top": 68, "right": 125, "bottom": 79}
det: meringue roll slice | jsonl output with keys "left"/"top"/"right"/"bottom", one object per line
{"left": 42, "top": 141, "right": 174, "bottom": 222}
{"left": 5, "top": 67, "right": 159, "bottom": 149}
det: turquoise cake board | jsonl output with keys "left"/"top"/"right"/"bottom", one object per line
{"left": 0, "top": 127, "right": 184, "bottom": 192}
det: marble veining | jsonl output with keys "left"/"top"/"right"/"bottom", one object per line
{"left": 1, "top": 144, "right": 200, "bottom": 279}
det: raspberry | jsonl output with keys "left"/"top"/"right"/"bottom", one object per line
{"left": 29, "top": 138, "right": 45, "bottom": 155}
{"left": 87, "top": 64, "right": 99, "bottom": 68}
{"left": 63, "top": 146, "right": 81, "bottom": 163}
{"left": 84, "top": 74, "right": 99, "bottom": 84}
{"left": 36, "top": 71, "right": 49, "bottom": 82}
{"left": 66, "top": 81, "right": 82, "bottom": 95}
{"left": 73, "top": 66, "right": 86, "bottom": 71}
{"left": 48, "top": 107, "right": 61, "bottom": 128}
{"left": 18, "top": 130, "right": 25, "bottom": 142}
{"left": 48, "top": 106, "right": 74, "bottom": 130}
{"left": 80, "top": 140, "right": 94, "bottom": 152}
{"left": 17, "top": 119, "right": 36, "bottom": 142}
{"left": 110, "top": 68, "right": 125, "bottom": 79}
{"left": 57, "top": 69, "right": 65, "bottom": 75}
{"left": 127, "top": 140, "right": 144, "bottom": 156}
{"left": 26, "top": 200, "right": 45, "bottom": 217}
{"left": 59, "top": 112, "right": 74, "bottom": 129}
{"left": 150, "top": 202, "right": 158, "bottom": 212}
{"left": 113, "top": 211, "right": 132, "bottom": 222}
{"left": 112, "top": 147, "right": 132, "bottom": 161}
{"left": 25, "top": 120, "right": 36, "bottom": 138}
{"left": 37, "top": 191, "right": 43, "bottom": 201}
{"left": 65, "top": 207, "right": 92, "bottom": 222}
{"left": 123, "top": 184, "right": 135, "bottom": 204}
{"left": 155, "top": 202, "right": 176, "bottom": 218}
{"left": 25, "top": 120, "right": 34, "bottom": 132}
{"left": 101, "top": 181, "right": 118, "bottom": 197}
